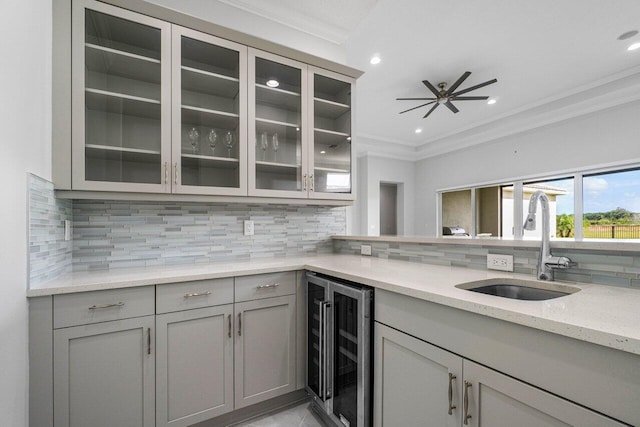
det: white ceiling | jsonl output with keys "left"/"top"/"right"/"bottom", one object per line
{"left": 154, "top": 0, "right": 640, "bottom": 159}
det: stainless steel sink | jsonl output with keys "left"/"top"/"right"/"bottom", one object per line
{"left": 456, "top": 279, "right": 580, "bottom": 301}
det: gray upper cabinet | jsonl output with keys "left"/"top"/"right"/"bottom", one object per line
{"left": 156, "top": 304, "right": 234, "bottom": 427}
{"left": 63, "top": 0, "right": 358, "bottom": 202}
{"left": 234, "top": 294, "right": 297, "bottom": 408}
{"left": 308, "top": 67, "right": 355, "bottom": 201}
{"left": 248, "top": 49, "right": 309, "bottom": 199}
{"left": 171, "top": 26, "right": 248, "bottom": 196}
{"left": 53, "top": 316, "right": 155, "bottom": 427}
{"left": 72, "top": 0, "right": 172, "bottom": 193}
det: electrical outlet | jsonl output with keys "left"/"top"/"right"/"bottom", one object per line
{"left": 360, "top": 245, "right": 372, "bottom": 256}
{"left": 487, "top": 253, "right": 513, "bottom": 272}
{"left": 244, "top": 220, "right": 254, "bottom": 236}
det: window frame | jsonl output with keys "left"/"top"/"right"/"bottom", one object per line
{"left": 436, "top": 160, "right": 640, "bottom": 241}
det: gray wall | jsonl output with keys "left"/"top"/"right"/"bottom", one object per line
{"left": 0, "top": 0, "right": 52, "bottom": 424}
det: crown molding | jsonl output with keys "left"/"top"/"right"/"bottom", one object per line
{"left": 216, "top": 0, "right": 349, "bottom": 44}
{"left": 358, "top": 67, "right": 640, "bottom": 162}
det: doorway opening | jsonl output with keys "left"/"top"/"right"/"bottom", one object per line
{"left": 380, "top": 183, "right": 398, "bottom": 236}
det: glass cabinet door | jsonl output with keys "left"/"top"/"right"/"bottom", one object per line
{"left": 72, "top": 0, "right": 171, "bottom": 192}
{"left": 172, "top": 27, "right": 247, "bottom": 195}
{"left": 248, "top": 49, "right": 308, "bottom": 198}
{"left": 309, "top": 68, "right": 354, "bottom": 200}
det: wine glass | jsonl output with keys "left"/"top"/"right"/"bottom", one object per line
{"left": 260, "top": 132, "right": 268, "bottom": 161}
{"left": 208, "top": 129, "right": 218, "bottom": 156}
{"left": 272, "top": 133, "right": 279, "bottom": 162}
{"left": 188, "top": 127, "right": 199, "bottom": 154}
{"left": 224, "top": 131, "right": 235, "bottom": 158}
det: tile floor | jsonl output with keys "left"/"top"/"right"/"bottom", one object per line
{"left": 232, "top": 401, "right": 326, "bottom": 427}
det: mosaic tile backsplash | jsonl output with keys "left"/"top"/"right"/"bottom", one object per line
{"left": 72, "top": 201, "right": 346, "bottom": 271}
{"left": 28, "top": 175, "right": 73, "bottom": 286}
{"left": 333, "top": 239, "right": 640, "bottom": 288}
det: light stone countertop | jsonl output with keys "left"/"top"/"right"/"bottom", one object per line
{"left": 28, "top": 254, "right": 640, "bottom": 356}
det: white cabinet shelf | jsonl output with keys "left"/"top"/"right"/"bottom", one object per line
{"left": 85, "top": 88, "right": 161, "bottom": 121}
{"left": 314, "top": 97, "right": 349, "bottom": 119}
{"left": 181, "top": 66, "right": 239, "bottom": 99}
{"left": 256, "top": 161, "right": 301, "bottom": 174}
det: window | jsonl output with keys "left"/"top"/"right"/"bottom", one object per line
{"left": 438, "top": 164, "right": 640, "bottom": 241}
{"left": 583, "top": 169, "right": 640, "bottom": 239}
{"left": 522, "top": 178, "right": 574, "bottom": 239}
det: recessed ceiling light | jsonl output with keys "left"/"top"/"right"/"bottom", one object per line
{"left": 487, "top": 99, "right": 497, "bottom": 105}
{"left": 370, "top": 55, "right": 381, "bottom": 65}
{"left": 628, "top": 42, "right": 640, "bottom": 51}
{"left": 320, "top": 150, "right": 326, "bottom": 154}
{"left": 266, "top": 79, "right": 279, "bottom": 88}
{"left": 415, "top": 128, "right": 422, "bottom": 134}
{"left": 618, "top": 30, "right": 639, "bottom": 40}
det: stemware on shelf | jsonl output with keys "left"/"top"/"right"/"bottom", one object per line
{"left": 208, "top": 129, "right": 218, "bottom": 155}
{"left": 188, "top": 127, "right": 199, "bottom": 154}
{"left": 260, "top": 132, "right": 268, "bottom": 161}
{"left": 224, "top": 131, "right": 235, "bottom": 158}
{"left": 272, "top": 132, "right": 279, "bottom": 162}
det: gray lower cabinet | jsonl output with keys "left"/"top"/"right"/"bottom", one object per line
{"left": 234, "top": 295, "right": 297, "bottom": 408}
{"left": 53, "top": 316, "right": 155, "bottom": 427}
{"left": 374, "top": 322, "right": 626, "bottom": 427}
{"left": 374, "top": 323, "right": 462, "bottom": 427}
{"left": 156, "top": 304, "right": 234, "bottom": 427}
{"left": 463, "top": 360, "right": 625, "bottom": 427}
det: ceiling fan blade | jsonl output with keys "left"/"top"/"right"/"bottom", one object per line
{"left": 396, "top": 97, "right": 437, "bottom": 101}
{"left": 451, "top": 96, "right": 490, "bottom": 101}
{"left": 399, "top": 101, "right": 436, "bottom": 114}
{"left": 446, "top": 71, "right": 471, "bottom": 95}
{"left": 422, "top": 80, "right": 442, "bottom": 97}
{"left": 451, "top": 78, "right": 497, "bottom": 97}
{"left": 423, "top": 103, "right": 439, "bottom": 118}
{"left": 444, "top": 101, "right": 459, "bottom": 114}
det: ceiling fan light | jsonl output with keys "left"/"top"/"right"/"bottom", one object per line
{"left": 415, "top": 128, "right": 423, "bottom": 134}
{"left": 487, "top": 99, "right": 497, "bottom": 105}
{"left": 628, "top": 42, "right": 640, "bottom": 51}
{"left": 370, "top": 55, "right": 381, "bottom": 65}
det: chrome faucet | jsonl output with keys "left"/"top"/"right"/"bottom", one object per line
{"left": 523, "top": 190, "right": 576, "bottom": 280}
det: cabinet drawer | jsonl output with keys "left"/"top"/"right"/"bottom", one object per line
{"left": 156, "top": 278, "right": 234, "bottom": 314}
{"left": 235, "top": 272, "right": 296, "bottom": 302}
{"left": 53, "top": 286, "right": 155, "bottom": 329}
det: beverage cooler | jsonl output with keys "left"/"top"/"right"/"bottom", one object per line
{"left": 305, "top": 272, "right": 373, "bottom": 427}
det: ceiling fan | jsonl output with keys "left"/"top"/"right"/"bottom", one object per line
{"left": 397, "top": 71, "right": 497, "bottom": 118}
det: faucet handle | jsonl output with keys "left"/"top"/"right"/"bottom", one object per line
{"left": 545, "top": 256, "right": 576, "bottom": 269}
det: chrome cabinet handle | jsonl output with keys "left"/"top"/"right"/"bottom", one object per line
{"left": 227, "top": 314, "right": 232, "bottom": 338}
{"left": 237, "top": 312, "right": 242, "bottom": 336}
{"left": 174, "top": 162, "right": 178, "bottom": 185}
{"left": 164, "top": 162, "right": 168, "bottom": 184}
{"left": 310, "top": 174, "right": 314, "bottom": 192}
{"left": 257, "top": 283, "right": 279, "bottom": 289}
{"left": 147, "top": 327, "right": 151, "bottom": 355}
{"left": 88, "top": 302, "right": 124, "bottom": 310}
{"left": 322, "top": 301, "right": 331, "bottom": 399}
{"left": 303, "top": 174, "right": 307, "bottom": 191}
{"left": 184, "top": 291, "right": 212, "bottom": 298}
{"left": 463, "top": 380, "right": 472, "bottom": 425}
{"left": 448, "top": 373, "right": 457, "bottom": 415}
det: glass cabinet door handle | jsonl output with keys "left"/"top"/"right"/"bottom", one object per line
{"left": 303, "top": 174, "right": 307, "bottom": 191}
{"left": 237, "top": 312, "right": 242, "bottom": 336}
{"left": 164, "top": 162, "right": 168, "bottom": 184}
{"left": 174, "top": 163, "right": 178, "bottom": 185}
{"left": 310, "top": 174, "right": 314, "bottom": 192}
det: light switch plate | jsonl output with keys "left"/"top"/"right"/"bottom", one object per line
{"left": 487, "top": 253, "right": 513, "bottom": 272}
{"left": 360, "top": 245, "right": 372, "bottom": 256}
{"left": 244, "top": 220, "right": 254, "bottom": 236}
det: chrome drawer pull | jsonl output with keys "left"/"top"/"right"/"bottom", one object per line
{"left": 88, "top": 302, "right": 124, "bottom": 310}
{"left": 448, "top": 373, "right": 457, "bottom": 415}
{"left": 463, "top": 380, "right": 472, "bottom": 425}
{"left": 184, "top": 291, "right": 212, "bottom": 298}
{"left": 257, "top": 283, "right": 279, "bottom": 289}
